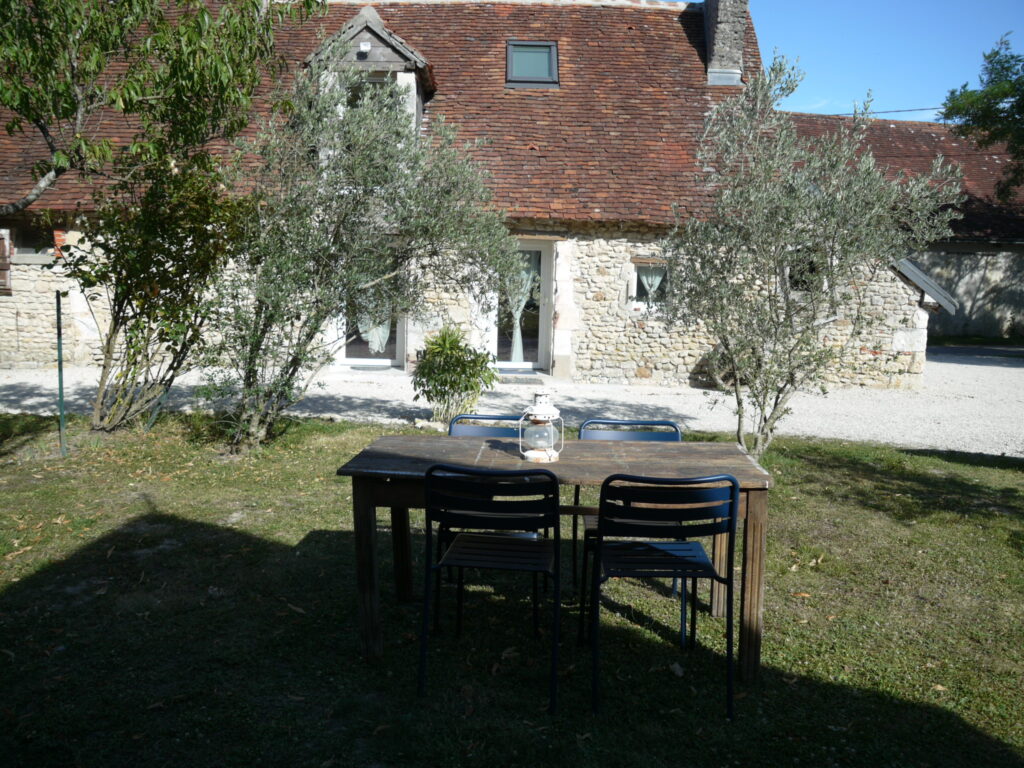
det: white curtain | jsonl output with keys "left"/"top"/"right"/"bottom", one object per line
{"left": 637, "top": 264, "right": 665, "bottom": 302}
{"left": 507, "top": 252, "right": 539, "bottom": 362}
{"left": 357, "top": 310, "right": 391, "bottom": 355}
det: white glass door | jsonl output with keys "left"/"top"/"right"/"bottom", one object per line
{"left": 495, "top": 242, "right": 553, "bottom": 370}
{"left": 340, "top": 315, "right": 404, "bottom": 367}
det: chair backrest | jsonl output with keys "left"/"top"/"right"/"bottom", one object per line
{"left": 598, "top": 474, "right": 739, "bottom": 542}
{"left": 579, "top": 418, "right": 683, "bottom": 442}
{"left": 448, "top": 414, "right": 521, "bottom": 438}
{"left": 426, "top": 464, "right": 560, "bottom": 532}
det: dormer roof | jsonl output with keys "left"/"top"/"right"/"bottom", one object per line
{"left": 308, "top": 5, "right": 436, "bottom": 95}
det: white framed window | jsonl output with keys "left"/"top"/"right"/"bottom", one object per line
{"left": 629, "top": 259, "right": 667, "bottom": 314}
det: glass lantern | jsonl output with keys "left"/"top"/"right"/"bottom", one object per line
{"left": 518, "top": 390, "right": 564, "bottom": 463}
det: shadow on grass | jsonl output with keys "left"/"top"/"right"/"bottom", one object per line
{"left": 902, "top": 448, "right": 1024, "bottom": 473}
{"left": 0, "top": 413, "right": 59, "bottom": 458}
{"left": 2, "top": 512, "right": 1021, "bottom": 767}
{"left": 777, "top": 442, "right": 1024, "bottom": 524}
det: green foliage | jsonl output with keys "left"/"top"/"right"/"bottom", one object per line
{"left": 941, "top": 34, "right": 1024, "bottom": 201}
{"left": 411, "top": 325, "right": 498, "bottom": 424}
{"left": 0, "top": 0, "right": 322, "bottom": 215}
{"left": 661, "top": 58, "right": 963, "bottom": 458}
{"left": 61, "top": 153, "right": 243, "bottom": 431}
{"left": 202, "top": 39, "right": 518, "bottom": 450}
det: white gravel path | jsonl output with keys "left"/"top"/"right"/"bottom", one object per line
{"left": 2, "top": 346, "right": 1021, "bottom": 457}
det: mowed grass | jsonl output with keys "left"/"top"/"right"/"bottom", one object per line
{"left": 1, "top": 414, "right": 1022, "bottom": 767}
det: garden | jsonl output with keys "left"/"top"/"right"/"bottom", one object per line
{"left": 2, "top": 414, "right": 1021, "bottom": 766}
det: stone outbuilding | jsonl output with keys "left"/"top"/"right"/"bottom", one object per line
{"left": 2, "top": 0, "right": 1018, "bottom": 385}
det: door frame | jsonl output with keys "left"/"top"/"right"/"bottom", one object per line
{"left": 337, "top": 316, "right": 406, "bottom": 368}
{"left": 493, "top": 238, "right": 554, "bottom": 372}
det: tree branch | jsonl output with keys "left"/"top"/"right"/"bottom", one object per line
{"left": 0, "top": 168, "right": 64, "bottom": 216}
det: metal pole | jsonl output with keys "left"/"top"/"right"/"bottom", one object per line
{"left": 56, "top": 290, "right": 68, "bottom": 457}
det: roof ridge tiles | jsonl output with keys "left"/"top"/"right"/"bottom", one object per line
{"left": 324, "top": 0, "right": 698, "bottom": 12}
{"left": 784, "top": 111, "right": 953, "bottom": 131}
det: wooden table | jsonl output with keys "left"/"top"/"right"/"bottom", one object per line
{"left": 336, "top": 435, "right": 773, "bottom": 680}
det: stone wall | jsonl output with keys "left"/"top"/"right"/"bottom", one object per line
{"left": 824, "top": 267, "right": 930, "bottom": 389}
{"left": 0, "top": 260, "right": 107, "bottom": 368}
{"left": 916, "top": 244, "right": 1024, "bottom": 338}
{"left": 567, "top": 229, "right": 715, "bottom": 384}
{"left": 547, "top": 223, "right": 930, "bottom": 388}
{"left": 1, "top": 222, "right": 936, "bottom": 389}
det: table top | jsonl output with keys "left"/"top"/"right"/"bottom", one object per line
{"left": 337, "top": 435, "right": 772, "bottom": 489}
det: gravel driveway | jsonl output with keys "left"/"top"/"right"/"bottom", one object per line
{"left": 2, "top": 345, "right": 1021, "bottom": 457}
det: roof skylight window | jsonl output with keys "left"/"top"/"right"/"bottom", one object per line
{"left": 506, "top": 41, "right": 559, "bottom": 88}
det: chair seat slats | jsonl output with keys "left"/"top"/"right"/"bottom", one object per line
{"left": 440, "top": 533, "right": 555, "bottom": 572}
{"left": 600, "top": 541, "right": 715, "bottom": 579}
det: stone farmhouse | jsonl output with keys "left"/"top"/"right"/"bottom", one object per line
{"left": 1, "top": 0, "right": 1021, "bottom": 385}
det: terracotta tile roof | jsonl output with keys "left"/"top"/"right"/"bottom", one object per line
{"left": 2, "top": 1, "right": 1020, "bottom": 243}
{"left": 1, "top": 0, "right": 760, "bottom": 227}
{"left": 789, "top": 112, "right": 1024, "bottom": 242}
{"left": 278, "top": 1, "right": 763, "bottom": 225}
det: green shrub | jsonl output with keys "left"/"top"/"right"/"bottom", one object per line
{"left": 411, "top": 325, "right": 498, "bottom": 424}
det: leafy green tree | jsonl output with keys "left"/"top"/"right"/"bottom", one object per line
{"left": 0, "top": 0, "right": 320, "bottom": 215}
{"left": 660, "top": 59, "right": 963, "bottom": 458}
{"left": 61, "top": 154, "right": 244, "bottom": 430}
{"left": 202, "top": 40, "right": 519, "bottom": 450}
{"left": 941, "top": 35, "right": 1024, "bottom": 202}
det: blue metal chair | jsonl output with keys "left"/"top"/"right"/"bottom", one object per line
{"left": 418, "top": 464, "right": 562, "bottom": 713}
{"left": 446, "top": 413, "right": 549, "bottom": 581}
{"left": 581, "top": 473, "right": 739, "bottom": 719}
{"left": 573, "top": 419, "right": 684, "bottom": 590}
{"left": 448, "top": 414, "right": 521, "bottom": 438}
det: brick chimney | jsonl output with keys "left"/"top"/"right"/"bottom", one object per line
{"left": 704, "top": 0, "right": 747, "bottom": 86}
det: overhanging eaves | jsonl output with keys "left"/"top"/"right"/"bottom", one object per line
{"left": 892, "top": 258, "right": 959, "bottom": 315}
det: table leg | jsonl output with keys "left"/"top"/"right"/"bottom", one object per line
{"left": 391, "top": 507, "right": 414, "bottom": 602}
{"left": 740, "top": 489, "right": 768, "bottom": 682}
{"left": 353, "top": 478, "right": 383, "bottom": 658}
{"left": 710, "top": 531, "right": 728, "bottom": 618}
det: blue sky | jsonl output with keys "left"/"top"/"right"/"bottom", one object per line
{"left": 743, "top": 0, "right": 1022, "bottom": 121}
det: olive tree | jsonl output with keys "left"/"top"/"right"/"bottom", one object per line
{"left": 202, "top": 41, "right": 519, "bottom": 450}
{"left": 660, "top": 59, "right": 963, "bottom": 458}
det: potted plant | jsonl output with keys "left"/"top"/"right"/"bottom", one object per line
{"left": 412, "top": 325, "right": 498, "bottom": 425}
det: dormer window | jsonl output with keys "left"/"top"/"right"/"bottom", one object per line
{"left": 506, "top": 41, "right": 559, "bottom": 88}
{"left": 311, "top": 6, "right": 435, "bottom": 130}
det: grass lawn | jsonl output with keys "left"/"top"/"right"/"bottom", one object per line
{"left": 1, "top": 414, "right": 1022, "bottom": 767}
